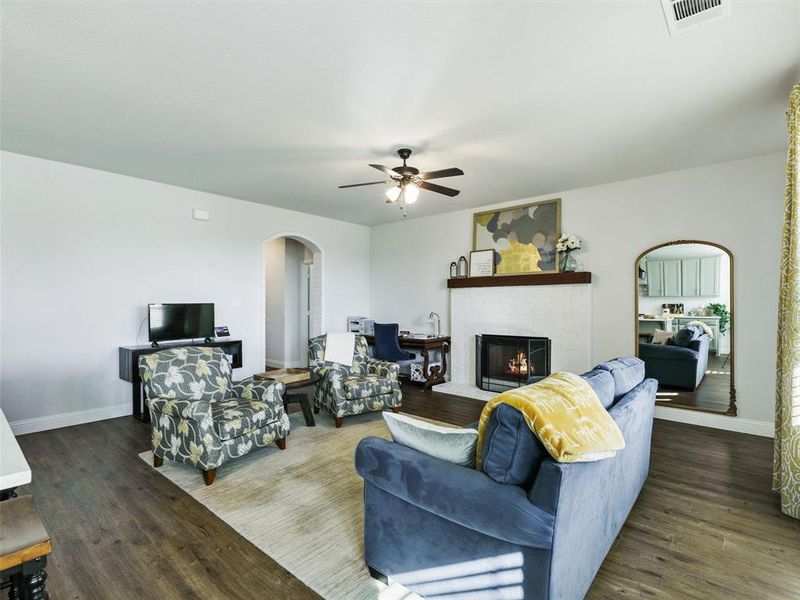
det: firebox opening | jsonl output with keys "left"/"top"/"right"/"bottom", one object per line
{"left": 476, "top": 334, "right": 551, "bottom": 393}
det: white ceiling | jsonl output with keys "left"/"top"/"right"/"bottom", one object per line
{"left": 2, "top": 2, "right": 798, "bottom": 226}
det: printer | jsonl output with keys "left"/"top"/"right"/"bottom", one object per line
{"left": 347, "top": 316, "right": 375, "bottom": 335}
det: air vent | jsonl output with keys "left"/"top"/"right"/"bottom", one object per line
{"left": 660, "top": 0, "right": 731, "bottom": 35}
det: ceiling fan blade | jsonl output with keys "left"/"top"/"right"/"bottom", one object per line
{"left": 418, "top": 167, "right": 464, "bottom": 180}
{"left": 369, "top": 164, "right": 400, "bottom": 178}
{"left": 418, "top": 181, "right": 460, "bottom": 197}
{"left": 338, "top": 180, "right": 388, "bottom": 189}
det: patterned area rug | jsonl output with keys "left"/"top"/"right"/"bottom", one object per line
{"left": 140, "top": 411, "right": 423, "bottom": 600}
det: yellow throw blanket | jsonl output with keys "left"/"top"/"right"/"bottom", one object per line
{"left": 476, "top": 372, "right": 625, "bottom": 468}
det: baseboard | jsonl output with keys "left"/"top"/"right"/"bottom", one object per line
{"left": 9, "top": 403, "right": 131, "bottom": 436}
{"left": 655, "top": 406, "right": 773, "bottom": 438}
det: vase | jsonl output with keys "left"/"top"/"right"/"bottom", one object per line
{"left": 561, "top": 252, "right": 578, "bottom": 273}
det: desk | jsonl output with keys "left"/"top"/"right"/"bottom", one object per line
{"left": 119, "top": 339, "right": 243, "bottom": 422}
{"left": 363, "top": 335, "right": 451, "bottom": 389}
{"left": 0, "top": 409, "right": 31, "bottom": 500}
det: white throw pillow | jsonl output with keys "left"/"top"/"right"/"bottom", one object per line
{"left": 383, "top": 412, "right": 478, "bottom": 467}
{"left": 651, "top": 329, "right": 673, "bottom": 345}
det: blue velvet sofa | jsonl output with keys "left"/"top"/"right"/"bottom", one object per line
{"left": 355, "top": 357, "right": 656, "bottom": 600}
{"left": 639, "top": 332, "right": 710, "bottom": 391}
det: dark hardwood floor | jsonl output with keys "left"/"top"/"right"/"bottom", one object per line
{"left": 655, "top": 353, "right": 732, "bottom": 413}
{"left": 13, "top": 416, "right": 319, "bottom": 600}
{"left": 11, "top": 383, "right": 799, "bottom": 599}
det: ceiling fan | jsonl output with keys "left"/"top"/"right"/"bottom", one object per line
{"left": 339, "top": 148, "right": 464, "bottom": 216}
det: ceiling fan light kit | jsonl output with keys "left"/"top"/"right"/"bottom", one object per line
{"left": 340, "top": 148, "right": 463, "bottom": 217}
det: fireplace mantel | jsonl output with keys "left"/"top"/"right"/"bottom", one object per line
{"left": 447, "top": 272, "right": 591, "bottom": 288}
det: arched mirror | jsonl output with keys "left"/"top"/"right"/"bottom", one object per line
{"left": 635, "top": 241, "right": 735, "bottom": 416}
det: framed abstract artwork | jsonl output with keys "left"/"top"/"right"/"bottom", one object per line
{"left": 473, "top": 198, "right": 561, "bottom": 275}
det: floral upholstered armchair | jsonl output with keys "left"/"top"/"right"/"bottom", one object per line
{"left": 139, "top": 346, "right": 289, "bottom": 485}
{"left": 308, "top": 334, "right": 402, "bottom": 428}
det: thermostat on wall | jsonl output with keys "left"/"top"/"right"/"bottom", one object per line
{"left": 193, "top": 208, "right": 211, "bottom": 221}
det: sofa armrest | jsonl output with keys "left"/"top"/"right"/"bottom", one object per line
{"left": 147, "top": 397, "right": 212, "bottom": 422}
{"left": 688, "top": 336, "right": 710, "bottom": 353}
{"left": 310, "top": 362, "right": 350, "bottom": 384}
{"left": 355, "top": 437, "right": 554, "bottom": 549}
{"left": 232, "top": 377, "right": 285, "bottom": 404}
{"left": 367, "top": 359, "right": 400, "bottom": 381}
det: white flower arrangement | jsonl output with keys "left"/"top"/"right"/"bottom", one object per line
{"left": 556, "top": 234, "right": 581, "bottom": 253}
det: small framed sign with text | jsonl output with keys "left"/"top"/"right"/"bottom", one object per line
{"left": 469, "top": 250, "right": 495, "bottom": 277}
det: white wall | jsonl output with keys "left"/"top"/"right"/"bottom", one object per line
{"left": 264, "top": 238, "right": 287, "bottom": 366}
{"left": 283, "top": 238, "right": 305, "bottom": 367}
{"left": 264, "top": 237, "right": 311, "bottom": 368}
{"left": 0, "top": 151, "right": 371, "bottom": 432}
{"left": 370, "top": 153, "right": 784, "bottom": 427}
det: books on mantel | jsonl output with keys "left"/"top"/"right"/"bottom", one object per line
{"left": 254, "top": 368, "right": 311, "bottom": 384}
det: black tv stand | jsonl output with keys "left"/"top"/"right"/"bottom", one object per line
{"left": 119, "top": 339, "right": 243, "bottom": 422}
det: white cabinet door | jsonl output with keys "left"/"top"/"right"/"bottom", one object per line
{"left": 663, "top": 260, "right": 682, "bottom": 297}
{"left": 700, "top": 256, "right": 720, "bottom": 296}
{"left": 646, "top": 260, "right": 664, "bottom": 297}
{"left": 681, "top": 258, "right": 701, "bottom": 297}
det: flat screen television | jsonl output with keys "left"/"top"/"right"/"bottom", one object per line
{"left": 148, "top": 303, "right": 215, "bottom": 343}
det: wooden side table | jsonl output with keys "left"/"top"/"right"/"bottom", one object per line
{"left": 254, "top": 370, "right": 320, "bottom": 427}
{"left": 0, "top": 496, "right": 52, "bottom": 599}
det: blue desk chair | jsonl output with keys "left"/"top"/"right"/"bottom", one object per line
{"left": 373, "top": 323, "right": 415, "bottom": 361}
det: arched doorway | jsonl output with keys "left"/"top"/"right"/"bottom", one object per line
{"left": 260, "top": 233, "right": 323, "bottom": 370}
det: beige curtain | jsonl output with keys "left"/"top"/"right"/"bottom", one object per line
{"left": 774, "top": 83, "right": 800, "bottom": 519}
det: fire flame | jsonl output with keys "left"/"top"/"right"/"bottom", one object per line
{"left": 506, "top": 351, "right": 529, "bottom": 376}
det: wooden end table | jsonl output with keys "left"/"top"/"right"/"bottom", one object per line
{"left": 255, "top": 370, "right": 320, "bottom": 427}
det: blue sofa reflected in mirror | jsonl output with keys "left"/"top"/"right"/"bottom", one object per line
{"left": 639, "top": 325, "right": 710, "bottom": 391}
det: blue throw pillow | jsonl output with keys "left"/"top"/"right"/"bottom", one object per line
{"left": 482, "top": 404, "right": 546, "bottom": 487}
{"left": 669, "top": 328, "right": 692, "bottom": 347}
{"left": 668, "top": 327, "right": 699, "bottom": 347}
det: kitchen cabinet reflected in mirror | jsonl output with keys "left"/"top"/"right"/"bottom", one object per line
{"left": 635, "top": 241, "right": 735, "bottom": 415}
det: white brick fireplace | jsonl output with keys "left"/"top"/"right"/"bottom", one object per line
{"left": 435, "top": 282, "right": 592, "bottom": 400}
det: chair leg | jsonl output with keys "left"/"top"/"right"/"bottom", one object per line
{"left": 335, "top": 416, "right": 344, "bottom": 428}
{"left": 276, "top": 438, "right": 286, "bottom": 450}
{"left": 313, "top": 405, "right": 320, "bottom": 414}
{"left": 391, "top": 406, "right": 401, "bottom": 413}
{"left": 202, "top": 468, "right": 217, "bottom": 486}
{"left": 153, "top": 455, "right": 163, "bottom": 468}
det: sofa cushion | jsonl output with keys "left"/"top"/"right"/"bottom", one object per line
{"left": 580, "top": 369, "right": 616, "bottom": 409}
{"left": 594, "top": 357, "right": 645, "bottom": 398}
{"left": 481, "top": 403, "right": 547, "bottom": 487}
{"left": 383, "top": 412, "right": 478, "bottom": 467}
{"left": 212, "top": 396, "right": 279, "bottom": 441}
{"left": 650, "top": 329, "right": 673, "bottom": 345}
{"left": 343, "top": 375, "right": 395, "bottom": 400}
